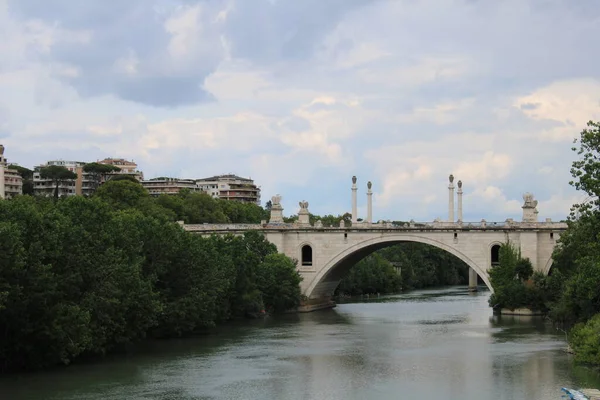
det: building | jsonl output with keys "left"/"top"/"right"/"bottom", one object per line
{"left": 0, "top": 144, "right": 23, "bottom": 199}
{"left": 195, "top": 174, "right": 261, "bottom": 205}
{"left": 33, "top": 157, "right": 144, "bottom": 197}
{"left": 33, "top": 160, "right": 86, "bottom": 197}
{"left": 98, "top": 158, "right": 144, "bottom": 181}
{"left": 141, "top": 178, "right": 198, "bottom": 196}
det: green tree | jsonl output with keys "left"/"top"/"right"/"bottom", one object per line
{"left": 570, "top": 120, "right": 600, "bottom": 215}
{"left": 570, "top": 314, "right": 600, "bottom": 366}
{"left": 94, "top": 179, "right": 149, "bottom": 209}
{"left": 83, "top": 162, "right": 121, "bottom": 191}
{"left": 487, "top": 243, "right": 543, "bottom": 311}
{"left": 257, "top": 254, "right": 302, "bottom": 313}
{"left": 10, "top": 165, "right": 34, "bottom": 195}
{"left": 39, "top": 165, "right": 77, "bottom": 199}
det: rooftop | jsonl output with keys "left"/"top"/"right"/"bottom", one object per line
{"left": 197, "top": 174, "right": 254, "bottom": 182}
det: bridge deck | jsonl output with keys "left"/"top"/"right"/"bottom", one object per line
{"left": 182, "top": 221, "right": 567, "bottom": 233}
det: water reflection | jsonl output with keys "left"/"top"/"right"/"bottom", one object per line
{"left": 1, "top": 286, "right": 599, "bottom": 400}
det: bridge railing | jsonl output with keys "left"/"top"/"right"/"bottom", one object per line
{"left": 182, "top": 220, "right": 567, "bottom": 232}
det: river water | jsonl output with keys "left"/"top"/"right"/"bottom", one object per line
{"left": 2, "top": 287, "right": 599, "bottom": 400}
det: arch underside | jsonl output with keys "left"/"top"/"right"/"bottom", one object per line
{"left": 305, "top": 235, "right": 493, "bottom": 300}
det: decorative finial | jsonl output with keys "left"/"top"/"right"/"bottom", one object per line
{"left": 271, "top": 194, "right": 282, "bottom": 205}
{"left": 457, "top": 180, "right": 462, "bottom": 189}
{"left": 352, "top": 176, "right": 357, "bottom": 184}
{"left": 0, "top": 144, "right": 4, "bottom": 156}
{"left": 367, "top": 181, "right": 372, "bottom": 190}
{"left": 449, "top": 174, "right": 454, "bottom": 183}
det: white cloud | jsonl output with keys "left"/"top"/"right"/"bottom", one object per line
{"left": 2, "top": 0, "right": 598, "bottom": 223}
{"left": 165, "top": 5, "right": 202, "bottom": 58}
{"left": 515, "top": 79, "right": 600, "bottom": 141}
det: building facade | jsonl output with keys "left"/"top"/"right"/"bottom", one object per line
{"left": 98, "top": 158, "right": 144, "bottom": 181}
{"left": 141, "top": 178, "right": 198, "bottom": 196}
{"left": 0, "top": 145, "right": 23, "bottom": 199}
{"left": 33, "top": 160, "right": 86, "bottom": 197}
{"left": 195, "top": 174, "right": 261, "bottom": 205}
{"left": 33, "top": 158, "right": 144, "bottom": 197}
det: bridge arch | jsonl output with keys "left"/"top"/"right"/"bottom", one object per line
{"left": 304, "top": 234, "right": 492, "bottom": 300}
{"left": 543, "top": 257, "right": 554, "bottom": 275}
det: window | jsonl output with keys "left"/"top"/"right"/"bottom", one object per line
{"left": 301, "top": 245, "right": 313, "bottom": 266}
{"left": 491, "top": 244, "right": 501, "bottom": 267}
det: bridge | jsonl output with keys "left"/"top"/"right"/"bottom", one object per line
{"left": 183, "top": 175, "right": 567, "bottom": 310}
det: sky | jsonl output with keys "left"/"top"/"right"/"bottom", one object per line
{"left": 1, "top": 0, "right": 599, "bottom": 223}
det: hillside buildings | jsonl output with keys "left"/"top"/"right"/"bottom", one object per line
{"left": 141, "top": 174, "right": 261, "bottom": 205}
{"left": 196, "top": 174, "right": 261, "bottom": 205}
{"left": 5, "top": 148, "right": 261, "bottom": 205}
{"left": 98, "top": 158, "right": 144, "bottom": 181}
{"left": 33, "top": 160, "right": 86, "bottom": 197}
{"left": 0, "top": 145, "right": 23, "bottom": 199}
{"left": 141, "top": 178, "right": 197, "bottom": 196}
{"left": 33, "top": 158, "right": 143, "bottom": 197}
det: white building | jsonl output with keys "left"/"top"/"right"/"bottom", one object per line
{"left": 0, "top": 145, "right": 23, "bottom": 199}
{"left": 141, "top": 178, "right": 198, "bottom": 196}
{"left": 33, "top": 160, "right": 86, "bottom": 197}
{"left": 195, "top": 174, "right": 261, "bottom": 205}
{"left": 98, "top": 158, "right": 144, "bottom": 181}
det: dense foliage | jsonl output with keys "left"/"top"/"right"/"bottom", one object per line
{"left": 337, "top": 242, "right": 469, "bottom": 295}
{"left": 337, "top": 253, "right": 402, "bottom": 295}
{"left": 488, "top": 121, "right": 600, "bottom": 367}
{"left": 487, "top": 244, "right": 548, "bottom": 312}
{"left": 39, "top": 165, "right": 78, "bottom": 199}
{"left": 0, "top": 184, "right": 301, "bottom": 372}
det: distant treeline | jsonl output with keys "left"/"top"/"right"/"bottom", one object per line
{"left": 336, "top": 243, "right": 469, "bottom": 296}
{"left": 0, "top": 181, "right": 301, "bottom": 372}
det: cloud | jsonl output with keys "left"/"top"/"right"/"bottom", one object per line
{"left": 2, "top": 0, "right": 600, "bottom": 223}
{"left": 514, "top": 79, "right": 600, "bottom": 141}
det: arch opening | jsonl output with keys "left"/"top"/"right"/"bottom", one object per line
{"left": 301, "top": 245, "right": 313, "bottom": 266}
{"left": 305, "top": 235, "right": 492, "bottom": 300}
{"left": 491, "top": 244, "right": 501, "bottom": 267}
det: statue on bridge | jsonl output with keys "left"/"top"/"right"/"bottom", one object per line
{"left": 298, "top": 200, "right": 310, "bottom": 226}
{"left": 269, "top": 194, "right": 284, "bottom": 223}
{"left": 522, "top": 192, "right": 539, "bottom": 222}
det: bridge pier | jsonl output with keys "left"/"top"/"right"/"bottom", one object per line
{"left": 297, "top": 297, "right": 336, "bottom": 312}
{"left": 468, "top": 268, "right": 478, "bottom": 292}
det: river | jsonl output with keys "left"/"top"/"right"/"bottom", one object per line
{"left": 1, "top": 287, "right": 599, "bottom": 400}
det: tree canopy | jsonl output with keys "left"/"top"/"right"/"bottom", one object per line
{"left": 0, "top": 185, "right": 302, "bottom": 372}
{"left": 83, "top": 162, "right": 121, "bottom": 191}
{"left": 39, "top": 165, "right": 78, "bottom": 199}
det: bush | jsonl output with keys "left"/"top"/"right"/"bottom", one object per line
{"left": 570, "top": 314, "right": 600, "bottom": 366}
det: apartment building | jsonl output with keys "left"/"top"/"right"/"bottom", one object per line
{"left": 141, "top": 178, "right": 198, "bottom": 196}
{"left": 196, "top": 174, "right": 261, "bottom": 205}
{"left": 0, "top": 144, "right": 23, "bottom": 199}
{"left": 98, "top": 158, "right": 144, "bottom": 181}
{"left": 33, "top": 158, "right": 145, "bottom": 197}
{"left": 33, "top": 160, "right": 86, "bottom": 197}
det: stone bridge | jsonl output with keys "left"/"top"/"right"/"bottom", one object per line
{"left": 183, "top": 176, "right": 568, "bottom": 309}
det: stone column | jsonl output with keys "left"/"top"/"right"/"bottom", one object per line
{"left": 468, "top": 268, "right": 478, "bottom": 292}
{"left": 269, "top": 194, "right": 284, "bottom": 223}
{"left": 457, "top": 180, "right": 463, "bottom": 222}
{"left": 366, "top": 181, "right": 373, "bottom": 224}
{"left": 351, "top": 176, "right": 358, "bottom": 224}
{"left": 448, "top": 174, "right": 455, "bottom": 222}
{"left": 0, "top": 145, "right": 5, "bottom": 200}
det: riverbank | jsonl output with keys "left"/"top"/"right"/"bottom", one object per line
{"left": 2, "top": 287, "right": 596, "bottom": 400}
